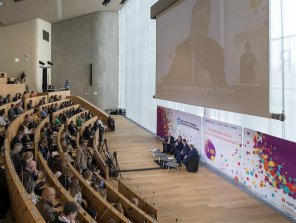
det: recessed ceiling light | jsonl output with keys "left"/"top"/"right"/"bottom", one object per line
{"left": 0, "top": 1, "right": 4, "bottom": 6}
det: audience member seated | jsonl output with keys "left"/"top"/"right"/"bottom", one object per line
{"left": 74, "top": 140, "right": 89, "bottom": 172}
{"left": 27, "top": 100, "right": 34, "bottom": 110}
{"left": 10, "top": 131, "right": 24, "bottom": 152}
{"left": 69, "top": 178, "right": 88, "bottom": 207}
{"left": 39, "top": 138, "right": 50, "bottom": 161}
{"left": 40, "top": 107, "right": 49, "bottom": 119}
{"left": 8, "top": 104, "right": 17, "bottom": 121}
{"left": 162, "top": 133, "right": 175, "bottom": 154}
{"left": 38, "top": 97, "right": 47, "bottom": 106}
{"left": 108, "top": 116, "right": 115, "bottom": 131}
{"left": 54, "top": 201, "right": 78, "bottom": 223}
{"left": 68, "top": 121, "right": 78, "bottom": 136}
{"left": 24, "top": 180, "right": 39, "bottom": 204}
{"left": 36, "top": 187, "right": 58, "bottom": 223}
{"left": 29, "top": 91, "right": 37, "bottom": 98}
{"left": 131, "top": 197, "right": 139, "bottom": 207}
{"left": 82, "top": 170, "right": 93, "bottom": 185}
{"left": 58, "top": 168, "right": 73, "bottom": 190}
{"left": 11, "top": 143, "right": 24, "bottom": 173}
{"left": 0, "top": 109, "right": 8, "bottom": 129}
{"left": 83, "top": 126, "right": 93, "bottom": 142}
{"left": 12, "top": 93, "right": 21, "bottom": 102}
{"left": 114, "top": 202, "right": 124, "bottom": 215}
{"left": 13, "top": 103, "right": 24, "bottom": 116}
{"left": 2, "top": 94, "right": 10, "bottom": 104}
{"left": 22, "top": 91, "right": 30, "bottom": 101}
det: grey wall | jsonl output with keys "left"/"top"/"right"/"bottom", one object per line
{"left": 52, "top": 11, "right": 119, "bottom": 110}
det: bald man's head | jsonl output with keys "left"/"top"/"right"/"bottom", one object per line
{"left": 42, "top": 187, "right": 56, "bottom": 203}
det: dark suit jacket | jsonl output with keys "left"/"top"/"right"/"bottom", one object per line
{"left": 181, "top": 143, "right": 190, "bottom": 155}
{"left": 184, "top": 148, "right": 199, "bottom": 165}
{"left": 68, "top": 124, "right": 77, "bottom": 136}
{"left": 163, "top": 37, "right": 226, "bottom": 86}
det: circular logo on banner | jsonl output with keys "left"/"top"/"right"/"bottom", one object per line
{"left": 204, "top": 139, "right": 216, "bottom": 161}
{"left": 177, "top": 117, "right": 181, "bottom": 125}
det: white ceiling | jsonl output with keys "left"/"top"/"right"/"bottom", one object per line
{"left": 0, "top": 0, "right": 124, "bottom": 26}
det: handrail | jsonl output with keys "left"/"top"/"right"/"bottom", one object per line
{"left": 4, "top": 109, "right": 46, "bottom": 223}
{"left": 66, "top": 96, "right": 109, "bottom": 124}
{"left": 118, "top": 179, "right": 158, "bottom": 219}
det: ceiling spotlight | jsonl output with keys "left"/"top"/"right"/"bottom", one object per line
{"left": 0, "top": 1, "right": 4, "bottom": 6}
{"left": 47, "top": 61, "right": 53, "bottom": 66}
{"left": 102, "top": 0, "right": 111, "bottom": 6}
{"left": 39, "top": 61, "right": 45, "bottom": 66}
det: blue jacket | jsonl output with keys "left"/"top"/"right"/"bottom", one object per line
{"left": 181, "top": 143, "right": 190, "bottom": 155}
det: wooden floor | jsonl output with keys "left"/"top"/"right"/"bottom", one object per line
{"left": 106, "top": 116, "right": 291, "bottom": 223}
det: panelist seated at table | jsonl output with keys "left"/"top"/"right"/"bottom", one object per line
{"left": 174, "top": 136, "right": 183, "bottom": 162}
{"left": 162, "top": 133, "right": 175, "bottom": 153}
{"left": 180, "top": 139, "right": 190, "bottom": 163}
{"left": 183, "top": 144, "right": 199, "bottom": 167}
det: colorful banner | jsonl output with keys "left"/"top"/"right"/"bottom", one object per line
{"left": 203, "top": 118, "right": 242, "bottom": 181}
{"left": 157, "top": 106, "right": 201, "bottom": 149}
{"left": 243, "top": 129, "right": 296, "bottom": 219}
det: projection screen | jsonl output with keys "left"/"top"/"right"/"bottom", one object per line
{"left": 155, "top": 0, "right": 269, "bottom": 117}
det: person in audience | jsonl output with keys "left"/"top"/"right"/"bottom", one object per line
{"left": 82, "top": 170, "right": 93, "bottom": 185}
{"left": 98, "top": 187, "right": 107, "bottom": 200}
{"left": 0, "top": 109, "right": 8, "bottom": 129}
{"left": 24, "top": 180, "right": 39, "bottom": 204}
{"left": 68, "top": 121, "right": 78, "bottom": 136}
{"left": 22, "top": 160, "right": 39, "bottom": 183}
{"left": 59, "top": 168, "right": 73, "bottom": 190}
{"left": 27, "top": 99, "right": 34, "bottom": 110}
{"left": 2, "top": 94, "right": 10, "bottom": 104}
{"left": 22, "top": 151, "right": 34, "bottom": 164}
{"left": 76, "top": 115, "right": 82, "bottom": 128}
{"left": 69, "top": 178, "right": 88, "bottom": 207}
{"left": 75, "top": 140, "right": 89, "bottom": 171}
{"left": 86, "top": 111, "right": 92, "bottom": 120}
{"left": 29, "top": 91, "right": 37, "bottom": 98}
{"left": 22, "top": 91, "right": 30, "bottom": 101}
{"left": 54, "top": 201, "right": 78, "bottom": 223}
{"left": 83, "top": 126, "right": 93, "bottom": 142}
{"left": 0, "top": 95, "right": 3, "bottom": 106}
{"left": 40, "top": 107, "right": 49, "bottom": 119}
{"left": 64, "top": 80, "right": 70, "bottom": 90}
{"left": 107, "top": 116, "right": 115, "bottom": 131}
{"left": 10, "top": 131, "right": 24, "bottom": 151}
{"left": 11, "top": 143, "right": 24, "bottom": 173}
{"left": 114, "top": 202, "right": 124, "bottom": 214}
{"left": 180, "top": 139, "right": 190, "bottom": 164}
{"left": 8, "top": 104, "right": 17, "bottom": 121}
{"left": 174, "top": 136, "right": 183, "bottom": 163}
{"left": 183, "top": 144, "right": 199, "bottom": 168}
{"left": 13, "top": 103, "right": 23, "bottom": 116}
{"left": 39, "top": 138, "right": 50, "bottom": 160}
{"left": 12, "top": 93, "right": 20, "bottom": 102}
{"left": 131, "top": 197, "right": 139, "bottom": 207}
{"left": 162, "top": 133, "right": 175, "bottom": 153}
{"left": 36, "top": 187, "right": 58, "bottom": 223}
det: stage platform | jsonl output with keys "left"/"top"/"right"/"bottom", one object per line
{"left": 105, "top": 115, "right": 291, "bottom": 223}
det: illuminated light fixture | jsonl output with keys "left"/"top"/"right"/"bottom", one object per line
{"left": 93, "top": 92, "right": 98, "bottom": 95}
{"left": 15, "top": 58, "right": 20, "bottom": 63}
{"left": 84, "top": 92, "right": 88, "bottom": 95}
{"left": 0, "top": 1, "right": 3, "bottom": 6}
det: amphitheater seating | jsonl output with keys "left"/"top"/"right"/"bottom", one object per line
{"left": 2, "top": 90, "right": 158, "bottom": 223}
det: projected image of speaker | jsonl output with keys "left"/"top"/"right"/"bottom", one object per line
{"left": 154, "top": 0, "right": 269, "bottom": 118}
